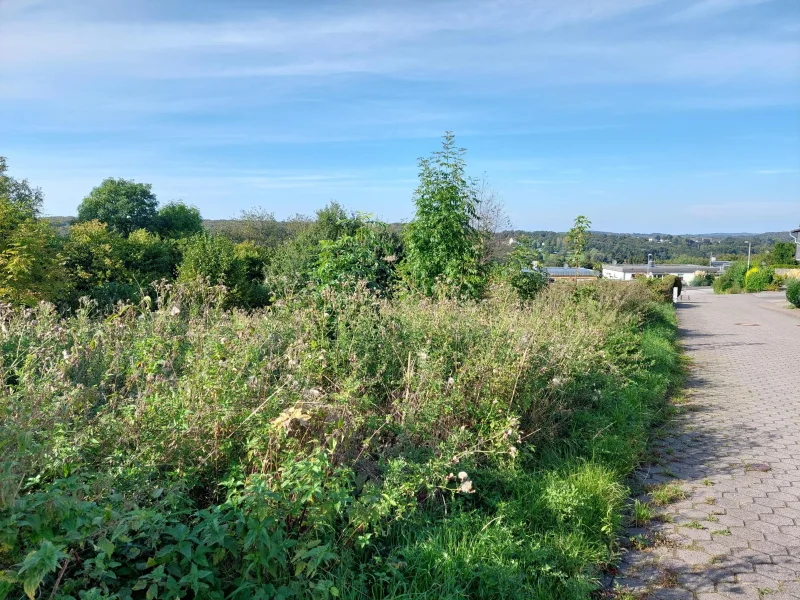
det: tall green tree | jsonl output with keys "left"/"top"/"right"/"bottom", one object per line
{"left": 566, "top": 215, "right": 592, "bottom": 276}
{"left": 769, "top": 241, "right": 796, "bottom": 265}
{"left": 77, "top": 178, "right": 158, "bottom": 236}
{"left": 401, "top": 133, "right": 486, "bottom": 299}
{"left": 0, "top": 158, "right": 64, "bottom": 305}
{"left": 155, "top": 201, "right": 203, "bottom": 239}
{"left": 0, "top": 157, "right": 44, "bottom": 216}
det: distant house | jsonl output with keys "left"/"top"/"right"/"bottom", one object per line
{"left": 791, "top": 227, "right": 800, "bottom": 261}
{"left": 543, "top": 267, "right": 600, "bottom": 282}
{"left": 602, "top": 263, "right": 720, "bottom": 283}
{"left": 710, "top": 259, "right": 732, "bottom": 272}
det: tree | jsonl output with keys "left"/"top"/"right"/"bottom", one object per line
{"left": 566, "top": 215, "right": 592, "bottom": 280}
{"left": 77, "top": 178, "right": 158, "bottom": 236}
{"left": 769, "top": 241, "right": 796, "bottom": 266}
{"left": 472, "top": 177, "right": 511, "bottom": 263}
{"left": 0, "top": 204, "right": 64, "bottom": 306}
{"left": 61, "top": 220, "right": 127, "bottom": 297}
{"left": 0, "top": 157, "right": 44, "bottom": 216}
{"left": 0, "top": 159, "right": 63, "bottom": 305}
{"left": 401, "top": 132, "right": 486, "bottom": 299}
{"left": 156, "top": 201, "right": 203, "bottom": 239}
{"left": 124, "top": 229, "right": 180, "bottom": 283}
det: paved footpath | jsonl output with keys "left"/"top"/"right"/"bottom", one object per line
{"left": 613, "top": 288, "right": 800, "bottom": 599}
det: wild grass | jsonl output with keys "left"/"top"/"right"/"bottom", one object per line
{"left": 0, "top": 280, "right": 679, "bottom": 600}
{"left": 649, "top": 483, "right": 687, "bottom": 507}
{"left": 631, "top": 500, "right": 653, "bottom": 527}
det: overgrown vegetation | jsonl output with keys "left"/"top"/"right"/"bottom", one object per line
{"left": 712, "top": 261, "right": 778, "bottom": 294}
{"left": 1, "top": 279, "right": 679, "bottom": 600}
{"left": 2, "top": 135, "right": 685, "bottom": 599}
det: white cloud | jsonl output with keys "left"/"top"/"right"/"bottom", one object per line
{"left": 1, "top": 0, "right": 796, "bottom": 95}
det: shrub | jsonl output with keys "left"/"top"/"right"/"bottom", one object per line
{"left": 713, "top": 261, "right": 747, "bottom": 294}
{"left": 503, "top": 236, "right": 548, "bottom": 300}
{"left": 744, "top": 266, "right": 773, "bottom": 292}
{"left": 689, "top": 271, "right": 714, "bottom": 287}
{"left": 178, "top": 233, "right": 269, "bottom": 308}
{"left": 61, "top": 220, "right": 128, "bottom": 303}
{"left": 315, "top": 219, "right": 398, "bottom": 294}
{"left": 787, "top": 279, "right": 800, "bottom": 307}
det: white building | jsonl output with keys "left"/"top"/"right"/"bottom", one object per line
{"left": 602, "top": 263, "right": 720, "bottom": 283}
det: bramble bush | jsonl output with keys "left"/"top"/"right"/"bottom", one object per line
{"left": 0, "top": 279, "right": 678, "bottom": 600}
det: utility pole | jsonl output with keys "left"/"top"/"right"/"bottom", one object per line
{"left": 746, "top": 241, "right": 751, "bottom": 271}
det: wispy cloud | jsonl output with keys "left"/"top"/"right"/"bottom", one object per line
{"left": 0, "top": 0, "right": 797, "bottom": 230}
{"left": 669, "top": 0, "right": 774, "bottom": 20}
{"left": 755, "top": 168, "right": 799, "bottom": 174}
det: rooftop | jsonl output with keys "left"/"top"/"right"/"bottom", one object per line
{"left": 542, "top": 267, "right": 600, "bottom": 277}
{"left": 602, "top": 264, "right": 721, "bottom": 274}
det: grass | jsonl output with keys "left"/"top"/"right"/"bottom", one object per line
{"left": 649, "top": 483, "right": 687, "bottom": 506}
{"left": 631, "top": 499, "right": 653, "bottom": 527}
{"left": 0, "top": 280, "right": 680, "bottom": 600}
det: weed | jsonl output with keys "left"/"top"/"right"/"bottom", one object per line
{"left": 628, "top": 534, "right": 650, "bottom": 550}
{"left": 631, "top": 499, "right": 653, "bottom": 527}
{"left": 713, "top": 529, "right": 732, "bottom": 536}
{"left": 656, "top": 569, "right": 679, "bottom": 588}
{"left": 649, "top": 483, "right": 687, "bottom": 506}
{"left": 685, "top": 520, "right": 705, "bottom": 530}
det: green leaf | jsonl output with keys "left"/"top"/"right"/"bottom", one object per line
{"left": 18, "top": 541, "right": 65, "bottom": 600}
{"left": 98, "top": 538, "right": 115, "bottom": 556}
{"left": 330, "top": 586, "right": 339, "bottom": 597}
{"left": 146, "top": 583, "right": 159, "bottom": 600}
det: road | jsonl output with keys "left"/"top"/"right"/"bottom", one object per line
{"left": 613, "top": 288, "right": 800, "bottom": 599}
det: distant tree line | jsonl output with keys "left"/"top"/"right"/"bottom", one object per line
{"left": 3, "top": 136, "right": 796, "bottom": 311}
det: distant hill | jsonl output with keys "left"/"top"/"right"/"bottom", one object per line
{"left": 44, "top": 216, "right": 795, "bottom": 265}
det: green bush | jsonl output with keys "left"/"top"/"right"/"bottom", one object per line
{"left": 787, "top": 279, "right": 800, "bottom": 307}
{"left": 713, "top": 261, "right": 748, "bottom": 294}
{"left": 744, "top": 266, "right": 773, "bottom": 292}
{"left": 178, "top": 233, "right": 269, "bottom": 308}
{"left": 689, "top": 271, "right": 714, "bottom": 287}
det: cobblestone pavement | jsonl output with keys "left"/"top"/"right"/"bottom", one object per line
{"left": 612, "top": 289, "right": 800, "bottom": 599}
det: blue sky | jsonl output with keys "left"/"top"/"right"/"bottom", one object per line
{"left": 1, "top": 0, "right": 798, "bottom": 233}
